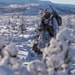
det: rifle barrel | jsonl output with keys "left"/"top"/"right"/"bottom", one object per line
{"left": 49, "top": 5, "right": 55, "bottom": 12}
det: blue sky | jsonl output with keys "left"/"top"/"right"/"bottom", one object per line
{"left": 42, "top": 0, "right": 75, "bottom": 5}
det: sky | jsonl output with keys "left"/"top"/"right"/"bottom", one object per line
{"left": 43, "top": 0, "right": 75, "bottom": 5}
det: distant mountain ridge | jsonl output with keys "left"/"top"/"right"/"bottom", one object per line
{"left": 0, "top": 0, "right": 52, "bottom": 4}
{"left": 0, "top": 0, "right": 75, "bottom": 15}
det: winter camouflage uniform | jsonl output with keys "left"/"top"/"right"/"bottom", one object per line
{"left": 37, "top": 13, "right": 59, "bottom": 49}
{"left": 32, "top": 11, "right": 59, "bottom": 54}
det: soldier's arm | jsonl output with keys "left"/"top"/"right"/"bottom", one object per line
{"left": 52, "top": 17, "right": 59, "bottom": 35}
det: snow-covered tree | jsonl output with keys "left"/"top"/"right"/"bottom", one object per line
{"left": 42, "top": 28, "right": 75, "bottom": 75}
{"left": 27, "top": 59, "right": 48, "bottom": 75}
{"left": 0, "top": 35, "right": 29, "bottom": 75}
{"left": 28, "top": 28, "right": 75, "bottom": 75}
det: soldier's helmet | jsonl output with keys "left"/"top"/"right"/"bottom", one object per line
{"left": 43, "top": 8, "right": 51, "bottom": 19}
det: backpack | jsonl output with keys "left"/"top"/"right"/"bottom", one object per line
{"left": 50, "top": 5, "right": 62, "bottom": 26}
{"left": 53, "top": 11, "right": 62, "bottom": 26}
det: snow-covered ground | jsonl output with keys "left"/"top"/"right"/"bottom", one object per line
{"left": 0, "top": 13, "right": 75, "bottom": 61}
{"left": 0, "top": 14, "right": 75, "bottom": 74}
{"left": 0, "top": 1, "right": 75, "bottom": 75}
{"left": 0, "top": 15, "right": 38, "bottom": 57}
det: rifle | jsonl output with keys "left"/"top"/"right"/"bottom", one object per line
{"left": 49, "top": 5, "right": 55, "bottom": 12}
{"left": 49, "top": 5, "right": 59, "bottom": 17}
{"left": 49, "top": 5, "right": 62, "bottom": 26}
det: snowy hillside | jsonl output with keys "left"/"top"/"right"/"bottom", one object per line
{"left": 0, "top": 1, "right": 75, "bottom": 15}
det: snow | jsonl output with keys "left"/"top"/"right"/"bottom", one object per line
{"left": 0, "top": 1, "right": 75, "bottom": 75}
{"left": 0, "top": 66, "right": 15, "bottom": 75}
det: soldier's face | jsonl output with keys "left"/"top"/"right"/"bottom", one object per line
{"left": 44, "top": 12, "right": 51, "bottom": 19}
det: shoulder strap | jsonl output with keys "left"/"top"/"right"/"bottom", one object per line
{"left": 48, "top": 16, "right": 54, "bottom": 25}
{"left": 51, "top": 16, "right": 54, "bottom": 24}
